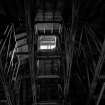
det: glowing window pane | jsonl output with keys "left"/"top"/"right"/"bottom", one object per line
{"left": 38, "top": 35, "right": 56, "bottom": 50}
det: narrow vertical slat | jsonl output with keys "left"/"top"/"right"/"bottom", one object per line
{"left": 24, "top": 0, "right": 37, "bottom": 105}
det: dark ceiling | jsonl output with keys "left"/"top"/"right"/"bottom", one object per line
{"left": 0, "top": 0, "right": 105, "bottom": 37}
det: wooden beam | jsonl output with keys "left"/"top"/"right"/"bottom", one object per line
{"left": 96, "top": 82, "right": 105, "bottom": 105}
{"left": 0, "top": 24, "right": 12, "bottom": 55}
{"left": 86, "top": 38, "right": 105, "bottom": 105}
{"left": 0, "top": 24, "right": 16, "bottom": 105}
{"left": 0, "top": 58, "right": 13, "bottom": 105}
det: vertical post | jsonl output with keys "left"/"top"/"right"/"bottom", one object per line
{"left": 64, "top": 0, "right": 79, "bottom": 100}
{"left": 15, "top": 76, "right": 21, "bottom": 105}
{"left": 23, "top": 79, "right": 26, "bottom": 105}
{"left": 24, "top": 0, "right": 37, "bottom": 105}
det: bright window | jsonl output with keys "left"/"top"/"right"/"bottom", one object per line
{"left": 38, "top": 35, "right": 56, "bottom": 50}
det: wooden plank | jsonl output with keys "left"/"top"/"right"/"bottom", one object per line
{"left": 86, "top": 39, "right": 105, "bottom": 105}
